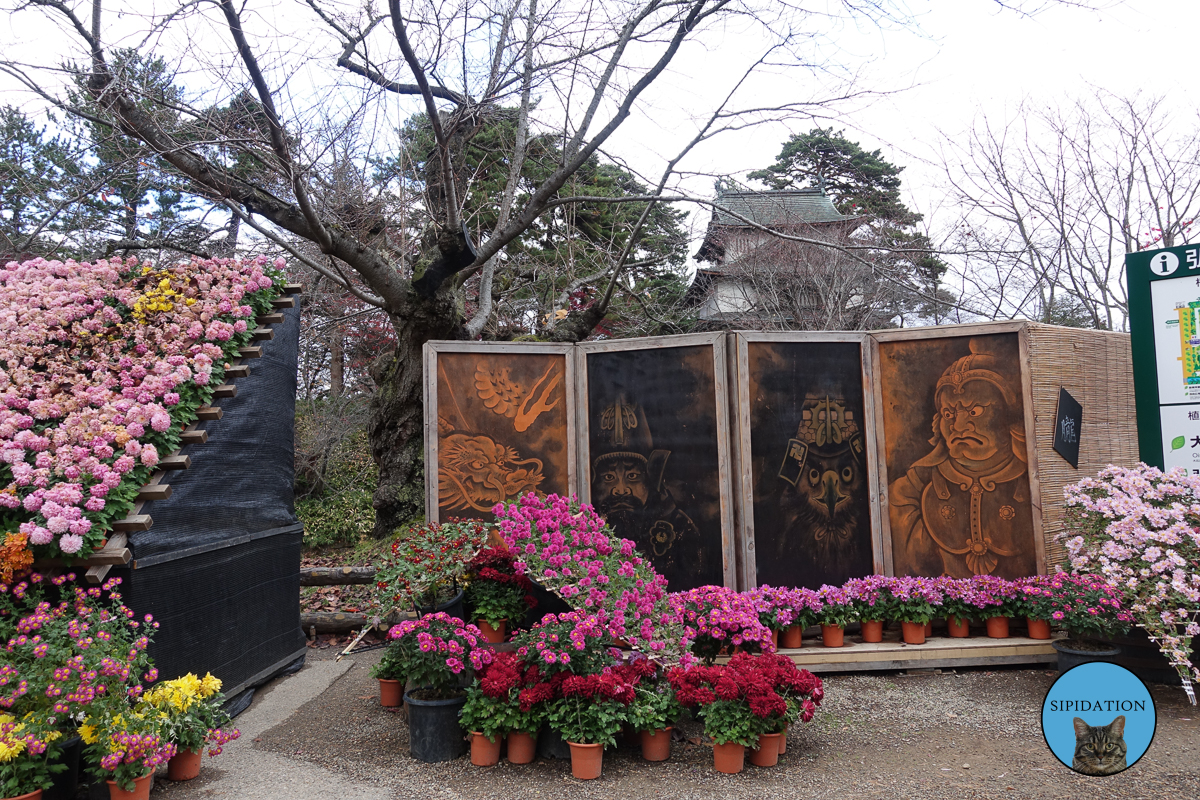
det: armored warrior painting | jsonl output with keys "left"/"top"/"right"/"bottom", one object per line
{"left": 883, "top": 335, "right": 1038, "bottom": 579}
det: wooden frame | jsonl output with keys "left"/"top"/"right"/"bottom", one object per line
{"left": 423, "top": 341, "right": 578, "bottom": 524}
{"left": 576, "top": 332, "right": 737, "bottom": 590}
{"left": 868, "top": 321, "right": 1047, "bottom": 577}
{"left": 728, "top": 331, "right": 883, "bottom": 590}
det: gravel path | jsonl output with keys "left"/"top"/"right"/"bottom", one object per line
{"left": 166, "top": 645, "right": 1200, "bottom": 799}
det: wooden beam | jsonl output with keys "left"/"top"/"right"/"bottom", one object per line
{"left": 301, "top": 611, "right": 375, "bottom": 635}
{"left": 258, "top": 312, "right": 285, "bottom": 325}
{"left": 180, "top": 429, "right": 208, "bottom": 444}
{"left": 136, "top": 484, "right": 171, "bottom": 502}
{"left": 239, "top": 346, "right": 262, "bottom": 359}
{"left": 250, "top": 327, "right": 274, "bottom": 341}
{"left": 158, "top": 454, "right": 191, "bottom": 470}
{"left": 300, "top": 566, "right": 378, "bottom": 586}
{"left": 284, "top": 283, "right": 302, "bottom": 295}
{"left": 212, "top": 384, "right": 237, "bottom": 398}
{"left": 86, "top": 533, "right": 131, "bottom": 566}
{"left": 195, "top": 406, "right": 223, "bottom": 420}
{"left": 85, "top": 565, "right": 113, "bottom": 585}
{"left": 271, "top": 296, "right": 296, "bottom": 308}
{"left": 225, "top": 364, "right": 250, "bottom": 378}
{"left": 111, "top": 514, "right": 153, "bottom": 532}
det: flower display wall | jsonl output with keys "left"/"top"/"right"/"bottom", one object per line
{"left": 0, "top": 256, "right": 285, "bottom": 576}
{"left": 1064, "top": 464, "right": 1200, "bottom": 698}
{"left": 494, "top": 494, "right": 689, "bottom": 664}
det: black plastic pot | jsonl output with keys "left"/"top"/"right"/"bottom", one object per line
{"left": 537, "top": 725, "right": 572, "bottom": 760}
{"left": 416, "top": 588, "right": 466, "bottom": 623}
{"left": 405, "top": 690, "right": 468, "bottom": 762}
{"left": 1053, "top": 640, "right": 1121, "bottom": 673}
{"left": 43, "top": 734, "right": 82, "bottom": 800}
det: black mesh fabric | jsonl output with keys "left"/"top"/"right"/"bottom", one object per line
{"left": 110, "top": 299, "right": 305, "bottom": 694}
{"left": 113, "top": 522, "right": 306, "bottom": 697}
{"left": 129, "top": 301, "right": 301, "bottom": 563}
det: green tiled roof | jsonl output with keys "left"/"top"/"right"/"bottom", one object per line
{"left": 712, "top": 189, "right": 858, "bottom": 227}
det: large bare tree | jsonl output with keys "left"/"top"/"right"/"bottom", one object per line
{"left": 1, "top": 0, "right": 1038, "bottom": 536}
{"left": 939, "top": 92, "right": 1200, "bottom": 331}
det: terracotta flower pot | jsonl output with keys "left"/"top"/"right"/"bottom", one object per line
{"left": 781, "top": 625, "right": 803, "bottom": 649}
{"left": 1027, "top": 617, "right": 1051, "bottom": 640}
{"left": 712, "top": 741, "right": 745, "bottom": 774}
{"left": 640, "top": 727, "right": 672, "bottom": 762}
{"left": 378, "top": 678, "right": 403, "bottom": 708}
{"left": 106, "top": 773, "right": 152, "bottom": 800}
{"left": 568, "top": 741, "right": 603, "bottom": 780}
{"left": 506, "top": 730, "right": 537, "bottom": 764}
{"left": 748, "top": 733, "right": 781, "bottom": 767}
{"left": 924, "top": 621, "right": 934, "bottom": 636}
{"left": 5, "top": 790, "right": 42, "bottom": 800}
{"left": 947, "top": 616, "right": 970, "bottom": 638}
{"left": 478, "top": 620, "right": 506, "bottom": 644}
{"left": 470, "top": 732, "right": 502, "bottom": 766}
{"left": 985, "top": 616, "right": 1010, "bottom": 639}
{"left": 860, "top": 620, "right": 883, "bottom": 643}
{"left": 167, "top": 748, "right": 202, "bottom": 781}
{"left": 821, "top": 624, "right": 844, "bottom": 647}
{"left": 771, "top": 629, "right": 779, "bottom": 650}
{"left": 901, "top": 621, "right": 926, "bottom": 645}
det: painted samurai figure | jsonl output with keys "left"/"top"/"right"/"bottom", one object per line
{"left": 888, "top": 339, "right": 1038, "bottom": 578}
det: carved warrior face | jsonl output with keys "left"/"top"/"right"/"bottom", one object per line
{"left": 936, "top": 381, "right": 1010, "bottom": 462}
{"left": 592, "top": 456, "right": 650, "bottom": 512}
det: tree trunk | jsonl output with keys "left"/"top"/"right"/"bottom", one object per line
{"left": 368, "top": 292, "right": 464, "bottom": 538}
{"left": 330, "top": 329, "right": 344, "bottom": 398}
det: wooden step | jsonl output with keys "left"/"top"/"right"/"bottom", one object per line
{"left": 225, "top": 364, "right": 250, "bottom": 378}
{"left": 271, "top": 295, "right": 296, "bottom": 308}
{"left": 258, "top": 312, "right": 284, "bottom": 325}
{"left": 158, "top": 454, "right": 191, "bottom": 470}
{"left": 239, "top": 346, "right": 262, "bottom": 359}
{"left": 136, "top": 484, "right": 171, "bottom": 502}
{"left": 111, "top": 514, "right": 153, "bottom": 532}
{"left": 212, "top": 384, "right": 237, "bottom": 398}
{"left": 284, "top": 283, "right": 302, "bottom": 295}
{"left": 195, "top": 406, "right": 222, "bottom": 420}
{"left": 180, "top": 429, "right": 208, "bottom": 445}
{"left": 250, "top": 328, "right": 274, "bottom": 341}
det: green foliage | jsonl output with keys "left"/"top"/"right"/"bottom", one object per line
{"left": 464, "top": 578, "right": 527, "bottom": 628}
{"left": 626, "top": 679, "right": 684, "bottom": 733}
{"left": 377, "top": 110, "right": 693, "bottom": 338}
{"left": 372, "top": 521, "right": 487, "bottom": 610}
{"left": 697, "top": 700, "right": 757, "bottom": 747}
{"left": 458, "top": 683, "right": 522, "bottom": 740}
{"left": 746, "top": 127, "right": 949, "bottom": 324}
{"left": 816, "top": 603, "right": 856, "bottom": 628}
{"left": 294, "top": 397, "right": 377, "bottom": 550}
{"left": 368, "top": 641, "right": 407, "bottom": 681}
{"left": 545, "top": 695, "right": 626, "bottom": 747}
{"left": 747, "top": 128, "right": 917, "bottom": 224}
{"left": 296, "top": 488, "right": 375, "bottom": 550}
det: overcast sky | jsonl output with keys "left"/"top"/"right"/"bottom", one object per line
{"left": 2, "top": 0, "right": 1194, "bottom": 250}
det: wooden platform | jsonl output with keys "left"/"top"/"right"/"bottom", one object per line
{"left": 721, "top": 632, "right": 1058, "bottom": 673}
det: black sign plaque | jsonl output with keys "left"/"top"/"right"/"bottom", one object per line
{"left": 1052, "top": 387, "right": 1083, "bottom": 468}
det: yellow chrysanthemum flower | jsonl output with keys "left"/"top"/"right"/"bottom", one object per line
{"left": 200, "top": 673, "right": 222, "bottom": 697}
{"left": 79, "top": 723, "right": 98, "bottom": 745}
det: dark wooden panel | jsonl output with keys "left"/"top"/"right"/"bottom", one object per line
{"left": 746, "top": 340, "right": 874, "bottom": 589}
{"left": 877, "top": 332, "right": 1038, "bottom": 579}
{"left": 433, "top": 350, "right": 571, "bottom": 522}
{"left": 584, "top": 344, "right": 725, "bottom": 591}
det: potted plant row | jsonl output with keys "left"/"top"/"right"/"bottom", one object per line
{"left": 1, "top": 573, "right": 238, "bottom": 800}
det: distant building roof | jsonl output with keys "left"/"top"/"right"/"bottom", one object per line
{"left": 710, "top": 188, "right": 859, "bottom": 227}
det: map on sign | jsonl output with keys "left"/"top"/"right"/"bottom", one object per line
{"left": 1151, "top": 276, "right": 1200, "bottom": 404}
{"left": 1175, "top": 298, "right": 1200, "bottom": 386}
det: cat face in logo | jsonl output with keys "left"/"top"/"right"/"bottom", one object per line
{"left": 1071, "top": 715, "right": 1128, "bottom": 776}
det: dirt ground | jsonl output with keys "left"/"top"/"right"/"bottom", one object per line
{"left": 235, "top": 645, "right": 1200, "bottom": 800}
